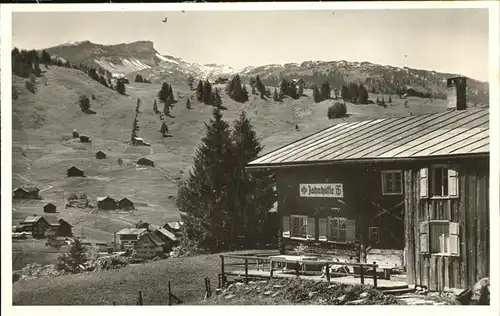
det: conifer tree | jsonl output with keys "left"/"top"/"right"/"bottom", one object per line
{"left": 255, "top": 75, "right": 266, "bottom": 98}
{"left": 40, "top": 50, "right": 52, "bottom": 65}
{"left": 251, "top": 86, "right": 256, "bottom": 95}
{"left": 187, "top": 75, "right": 195, "bottom": 90}
{"left": 341, "top": 84, "right": 350, "bottom": 101}
{"left": 297, "top": 82, "right": 304, "bottom": 97}
{"left": 388, "top": 94, "right": 392, "bottom": 103}
{"left": 227, "top": 111, "right": 275, "bottom": 246}
{"left": 186, "top": 98, "right": 191, "bottom": 109}
{"left": 176, "top": 107, "right": 233, "bottom": 251}
{"left": 116, "top": 80, "right": 126, "bottom": 95}
{"left": 58, "top": 238, "right": 88, "bottom": 272}
{"left": 158, "top": 82, "right": 170, "bottom": 104}
{"left": 161, "top": 121, "right": 169, "bottom": 137}
{"left": 153, "top": 99, "right": 159, "bottom": 114}
{"left": 203, "top": 80, "right": 213, "bottom": 105}
{"left": 356, "top": 83, "right": 369, "bottom": 104}
{"left": 196, "top": 80, "right": 204, "bottom": 102}
{"left": 320, "top": 81, "right": 331, "bottom": 100}
{"left": 313, "top": 85, "right": 322, "bottom": 103}
{"left": 273, "top": 88, "right": 279, "bottom": 101}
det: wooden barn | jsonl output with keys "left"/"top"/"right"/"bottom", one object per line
{"left": 67, "top": 166, "right": 84, "bottom": 177}
{"left": 137, "top": 158, "right": 154, "bottom": 167}
{"left": 19, "top": 215, "right": 51, "bottom": 238}
{"left": 134, "top": 232, "right": 166, "bottom": 259}
{"left": 13, "top": 186, "right": 40, "bottom": 199}
{"left": 118, "top": 197, "right": 135, "bottom": 210}
{"left": 43, "top": 203, "right": 57, "bottom": 213}
{"left": 95, "top": 151, "right": 107, "bottom": 159}
{"left": 79, "top": 135, "right": 91, "bottom": 143}
{"left": 43, "top": 216, "right": 74, "bottom": 237}
{"left": 246, "top": 77, "right": 489, "bottom": 292}
{"left": 97, "top": 196, "right": 118, "bottom": 210}
{"left": 72, "top": 130, "right": 79, "bottom": 138}
{"left": 116, "top": 227, "right": 148, "bottom": 250}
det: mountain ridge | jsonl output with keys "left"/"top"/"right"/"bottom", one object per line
{"left": 39, "top": 40, "right": 489, "bottom": 104}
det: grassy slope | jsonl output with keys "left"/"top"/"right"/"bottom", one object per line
{"left": 12, "top": 249, "right": 276, "bottom": 305}
{"left": 12, "top": 66, "right": 448, "bottom": 245}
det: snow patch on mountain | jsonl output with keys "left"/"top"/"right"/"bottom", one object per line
{"left": 156, "top": 53, "right": 179, "bottom": 65}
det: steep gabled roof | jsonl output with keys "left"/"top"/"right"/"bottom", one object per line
{"left": 116, "top": 227, "right": 147, "bottom": 235}
{"left": 155, "top": 227, "right": 177, "bottom": 241}
{"left": 248, "top": 108, "right": 489, "bottom": 168}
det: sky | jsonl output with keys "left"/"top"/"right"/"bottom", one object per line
{"left": 11, "top": 8, "right": 490, "bottom": 81}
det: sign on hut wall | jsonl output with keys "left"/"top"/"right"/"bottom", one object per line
{"left": 299, "top": 183, "right": 344, "bottom": 198}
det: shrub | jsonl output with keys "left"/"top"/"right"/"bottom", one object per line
{"left": 78, "top": 95, "right": 91, "bottom": 112}
{"left": 327, "top": 102, "right": 347, "bottom": 119}
{"left": 25, "top": 78, "right": 37, "bottom": 94}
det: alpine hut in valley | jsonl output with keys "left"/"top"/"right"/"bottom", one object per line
{"left": 245, "top": 76, "right": 489, "bottom": 293}
{"left": 67, "top": 166, "right": 84, "bottom": 177}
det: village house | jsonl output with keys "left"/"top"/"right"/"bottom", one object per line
{"left": 164, "top": 221, "right": 184, "bottom": 235}
{"left": 13, "top": 186, "right": 40, "bottom": 199}
{"left": 97, "top": 196, "right": 118, "bottom": 210}
{"left": 72, "top": 129, "right": 79, "bottom": 138}
{"left": 246, "top": 76, "right": 489, "bottom": 292}
{"left": 118, "top": 197, "right": 135, "bottom": 210}
{"left": 115, "top": 227, "right": 148, "bottom": 250}
{"left": 19, "top": 215, "right": 51, "bottom": 238}
{"left": 134, "top": 232, "right": 166, "bottom": 259}
{"left": 137, "top": 157, "right": 154, "bottom": 167}
{"left": 67, "top": 166, "right": 84, "bottom": 177}
{"left": 43, "top": 203, "right": 57, "bottom": 213}
{"left": 95, "top": 151, "right": 107, "bottom": 159}
{"left": 43, "top": 216, "right": 74, "bottom": 237}
{"left": 80, "top": 135, "right": 91, "bottom": 143}
{"left": 153, "top": 226, "right": 178, "bottom": 251}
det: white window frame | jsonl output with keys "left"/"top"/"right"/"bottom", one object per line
{"left": 381, "top": 170, "right": 403, "bottom": 195}
{"left": 429, "top": 220, "right": 451, "bottom": 255}
{"left": 290, "top": 215, "right": 308, "bottom": 240}
{"left": 368, "top": 226, "right": 380, "bottom": 242}
{"left": 430, "top": 164, "right": 449, "bottom": 198}
{"left": 327, "top": 217, "right": 347, "bottom": 243}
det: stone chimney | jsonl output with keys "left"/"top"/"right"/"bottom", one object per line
{"left": 446, "top": 76, "right": 467, "bottom": 111}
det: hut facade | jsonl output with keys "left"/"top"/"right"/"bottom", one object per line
{"left": 67, "top": 166, "right": 84, "bottom": 177}
{"left": 246, "top": 77, "right": 489, "bottom": 292}
{"left": 43, "top": 203, "right": 57, "bottom": 213}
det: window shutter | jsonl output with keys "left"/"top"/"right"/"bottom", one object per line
{"left": 318, "top": 218, "right": 327, "bottom": 241}
{"left": 419, "top": 168, "right": 429, "bottom": 198}
{"left": 419, "top": 221, "right": 429, "bottom": 254}
{"left": 345, "top": 220, "right": 356, "bottom": 243}
{"left": 282, "top": 216, "right": 290, "bottom": 238}
{"left": 307, "top": 217, "right": 316, "bottom": 240}
{"left": 448, "top": 168, "right": 459, "bottom": 198}
{"left": 449, "top": 222, "right": 460, "bottom": 256}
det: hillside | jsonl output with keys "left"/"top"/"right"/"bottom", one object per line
{"left": 12, "top": 64, "right": 455, "bottom": 244}
{"left": 40, "top": 40, "right": 489, "bottom": 106}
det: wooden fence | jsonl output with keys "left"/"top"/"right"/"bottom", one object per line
{"left": 219, "top": 254, "right": 381, "bottom": 288}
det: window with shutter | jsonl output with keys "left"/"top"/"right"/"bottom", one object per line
{"left": 419, "top": 221, "right": 429, "bottom": 254}
{"left": 318, "top": 218, "right": 327, "bottom": 241}
{"left": 449, "top": 222, "right": 460, "bottom": 256}
{"left": 307, "top": 217, "right": 316, "bottom": 241}
{"left": 448, "top": 168, "right": 459, "bottom": 198}
{"left": 282, "top": 216, "right": 290, "bottom": 238}
{"left": 419, "top": 168, "right": 429, "bottom": 198}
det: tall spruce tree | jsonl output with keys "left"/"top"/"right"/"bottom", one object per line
{"left": 158, "top": 82, "right": 170, "bottom": 104}
{"left": 313, "top": 85, "right": 322, "bottom": 103}
{"left": 227, "top": 111, "right": 275, "bottom": 246}
{"left": 176, "top": 107, "right": 233, "bottom": 251}
{"left": 320, "top": 80, "right": 331, "bottom": 100}
{"left": 203, "top": 80, "right": 213, "bottom": 105}
{"left": 153, "top": 99, "right": 159, "bottom": 114}
{"left": 196, "top": 80, "right": 204, "bottom": 101}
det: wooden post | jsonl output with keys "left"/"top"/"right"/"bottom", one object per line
{"left": 220, "top": 255, "right": 225, "bottom": 288}
{"left": 168, "top": 281, "right": 172, "bottom": 306}
{"left": 373, "top": 262, "right": 378, "bottom": 288}
{"left": 325, "top": 262, "right": 330, "bottom": 282}
{"left": 360, "top": 264, "right": 365, "bottom": 285}
{"left": 270, "top": 260, "right": 274, "bottom": 280}
{"left": 207, "top": 277, "right": 211, "bottom": 298}
{"left": 244, "top": 258, "right": 249, "bottom": 284}
{"left": 138, "top": 290, "right": 143, "bottom": 306}
{"left": 204, "top": 277, "right": 208, "bottom": 297}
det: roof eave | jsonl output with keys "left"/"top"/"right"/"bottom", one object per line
{"left": 246, "top": 153, "right": 489, "bottom": 171}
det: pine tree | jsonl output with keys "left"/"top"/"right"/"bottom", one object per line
{"left": 99, "top": 75, "right": 108, "bottom": 87}
{"left": 168, "top": 85, "right": 175, "bottom": 101}
{"left": 251, "top": 86, "right": 256, "bottom": 95}
{"left": 57, "top": 238, "right": 87, "bottom": 272}
{"left": 196, "top": 80, "right": 204, "bottom": 101}
{"left": 227, "top": 111, "right": 275, "bottom": 246}
{"left": 203, "top": 80, "right": 213, "bottom": 105}
{"left": 116, "top": 80, "right": 126, "bottom": 95}
{"left": 40, "top": 50, "right": 51, "bottom": 65}
{"left": 249, "top": 76, "right": 257, "bottom": 88}
{"left": 214, "top": 88, "right": 223, "bottom": 108}
{"left": 388, "top": 94, "right": 392, "bottom": 103}
{"left": 136, "top": 98, "right": 141, "bottom": 113}
{"left": 297, "top": 82, "right": 304, "bottom": 97}
{"left": 279, "top": 79, "right": 288, "bottom": 98}
{"left": 225, "top": 75, "right": 248, "bottom": 103}
{"left": 313, "top": 85, "right": 322, "bottom": 103}
{"left": 153, "top": 99, "right": 159, "bottom": 114}
{"left": 376, "top": 96, "right": 380, "bottom": 104}
{"left": 320, "top": 81, "right": 331, "bottom": 101}
{"left": 33, "top": 61, "right": 42, "bottom": 77}
{"left": 381, "top": 96, "right": 386, "bottom": 106}
{"left": 186, "top": 98, "right": 192, "bottom": 109}
{"left": 176, "top": 107, "right": 233, "bottom": 251}
{"left": 255, "top": 75, "right": 266, "bottom": 98}
{"left": 273, "top": 88, "right": 279, "bottom": 101}
{"left": 356, "top": 83, "right": 369, "bottom": 104}
{"left": 158, "top": 82, "right": 170, "bottom": 104}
